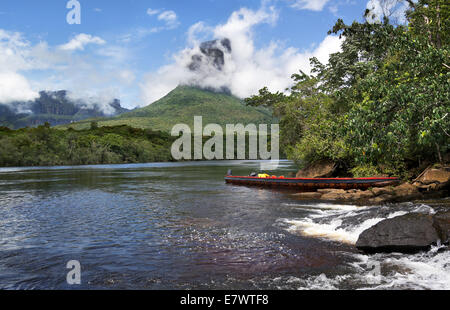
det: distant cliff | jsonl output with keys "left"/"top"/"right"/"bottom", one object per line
{"left": 0, "top": 90, "right": 129, "bottom": 129}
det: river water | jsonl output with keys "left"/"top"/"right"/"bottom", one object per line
{"left": 0, "top": 160, "right": 448, "bottom": 290}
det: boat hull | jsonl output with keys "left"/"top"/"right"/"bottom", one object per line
{"left": 225, "top": 176, "right": 400, "bottom": 190}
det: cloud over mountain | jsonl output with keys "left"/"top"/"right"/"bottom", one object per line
{"left": 1, "top": 1, "right": 352, "bottom": 111}
{"left": 139, "top": 5, "right": 342, "bottom": 105}
{"left": 0, "top": 28, "right": 134, "bottom": 112}
{"left": 0, "top": 71, "right": 38, "bottom": 104}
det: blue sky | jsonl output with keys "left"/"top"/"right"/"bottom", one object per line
{"left": 0, "top": 0, "right": 372, "bottom": 109}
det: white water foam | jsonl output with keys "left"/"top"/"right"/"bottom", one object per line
{"left": 283, "top": 202, "right": 365, "bottom": 212}
{"left": 348, "top": 246, "right": 450, "bottom": 290}
{"left": 271, "top": 274, "right": 352, "bottom": 290}
{"left": 277, "top": 202, "right": 450, "bottom": 290}
{"left": 280, "top": 217, "right": 377, "bottom": 244}
{"left": 278, "top": 202, "right": 407, "bottom": 244}
{"left": 410, "top": 204, "right": 437, "bottom": 215}
{"left": 274, "top": 248, "right": 450, "bottom": 290}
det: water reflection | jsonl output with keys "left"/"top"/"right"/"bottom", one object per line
{"left": 0, "top": 161, "right": 448, "bottom": 289}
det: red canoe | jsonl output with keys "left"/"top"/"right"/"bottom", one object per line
{"left": 225, "top": 174, "right": 400, "bottom": 190}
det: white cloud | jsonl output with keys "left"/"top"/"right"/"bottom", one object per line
{"left": 0, "top": 29, "right": 30, "bottom": 71}
{"left": 0, "top": 28, "right": 135, "bottom": 110}
{"left": 328, "top": 4, "right": 339, "bottom": 15}
{"left": 365, "top": 0, "right": 410, "bottom": 24}
{"left": 139, "top": 5, "right": 342, "bottom": 105}
{"left": 0, "top": 71, "right": 38, "bottom": 104}
{"left": 158, "top": 10, "right": 177, "bottom": 22}
{"left": 118, "top": 70, "right": 136, "bottom": 84}
{"left": 187, "top": 22, "right": 214, "bottom": 46}
{"left": 290, "top": 0, "right": 331, "bottom": 11}
{"left": 146, "top": 8, "right": 180, "bottom": 32}
{"left": 96, "top": 45, "right": 129, "bottom": 63}
{"left": 119, "top": 8, "right": 180, "bottom": 43}
{"left": 65, "top": 89, "right": 119, "bottom": 115}
{"left": 59, "top": 33, "right": 106, "bottom": 51}
{"left": 158, "top": 10, "right": 180, "bottom": 29}
{"left": 147, "top": 8, "right": 160, "bottom": 16}
{"left": 0, "top": 29, "right": 39, "bottom": 103}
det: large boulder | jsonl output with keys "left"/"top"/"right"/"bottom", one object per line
{"left": 389, "top": 183, "right": 423, "bottom": 201}
{"left": 296, "top": 160, "right": 337, "bottom": 178}
{"left": 433, "top": 211, "right": 450, "bottom": 244}
{"left": 356, "top": 213, "right": 440, "bottom": 254}
{"left": 415, "top": 166, "right": 450, "bottom": 185}
{"left": 371, "top": 187, "right": 394, "bottom": 196}
{"left": 393, "top": 183, "right": 420, "bottom": 196}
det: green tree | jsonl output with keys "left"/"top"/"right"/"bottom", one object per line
{"left": 90, "top": 121, "right": 99, "bottom": 130}
{"left": 246, "top": 1, "right": 449, "bottom": 176}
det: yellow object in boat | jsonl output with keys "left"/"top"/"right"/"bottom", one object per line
{"left": 258, "top": 174, "right": 270, "bottom": 178}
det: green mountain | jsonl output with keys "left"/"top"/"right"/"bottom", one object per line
{"left": 62, "top": 86, "right": 276, "bottom": 132}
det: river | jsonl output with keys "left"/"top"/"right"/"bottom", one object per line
{"left": 0, "top": 160, "right": 448, "bottom": 290}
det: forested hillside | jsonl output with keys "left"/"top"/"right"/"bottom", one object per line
{"left": 246, "top": 0, "right": 449, "bottom": 178}
{"left": 0, "top": 124, "right": 173, "bottom": 167}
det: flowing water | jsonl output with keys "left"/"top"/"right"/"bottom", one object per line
{"left": 0, "top": 160, "right": 448, "bottom": 290}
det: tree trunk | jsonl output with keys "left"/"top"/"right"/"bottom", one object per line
{"left": 436, "top": 142, "right": 443, "bottom": 163}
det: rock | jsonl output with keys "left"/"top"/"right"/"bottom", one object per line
{"left": 391, "top": 183, "right": 422, "bottom": 201}
{"left": 436, "top": 181, "right": 450, "bottom": 192}
{"left": 317, "top": 189, "right": 346, "bottom": 194}
{"left": 339, "top": 192, "right": 356, "bottom": 201}
{"left": 371, "top": 187, "right": 394, "bottom": 196}
{"left": 365, "top": 187, "right": 394, "bottom": 204}
{"left": 317, "top": 188, "right": 377, "bottom": 203}
{"left": 394, "top": 183, "right": 419, "bottom": 195}
{"left": 319, "top": 188, "right": 363, "bottom": 201}
{"left": 368, "top": 194, "right": 394, "bottom": 205}
{"left": 351, "top": 190, "right": 375, "bottom": 200}
{"left": 296, "top": 160, "right": 337, "bottom": 178}
{"left": 415, "top": 183, "right": 438, "bottom": 192}
{"left": 189, "top": 38, "right": 232, "bottom": 72}
{"left": 415, "top": 166, "right": 450, "bottom": 185}
{"left": 356, "top": 213, "right": 440, "bottom": 254}
{"left": 289, "top": 165, "right": 448, "bottom": 205}
{"left": 433, "top": 211, "right": 450, "bottom": 244}
{"left": 321, "top": 192, "right": 345, "bottom": 201}
{"left": 292, "top": 192, "right": 323, "bottom": 199}
{"left": 428, "top": 183, "right": 438, "bottom": 191}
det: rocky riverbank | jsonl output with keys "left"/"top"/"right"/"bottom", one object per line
{"left": 292, "top": 166, "right": 450, "bottom": 206}
{"left": 291, "top": 165, "right": 450, "bottom": 254}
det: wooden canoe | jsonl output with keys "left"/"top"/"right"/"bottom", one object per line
{"left": 224, "top": 175, "right": 400, "bottom": 190}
